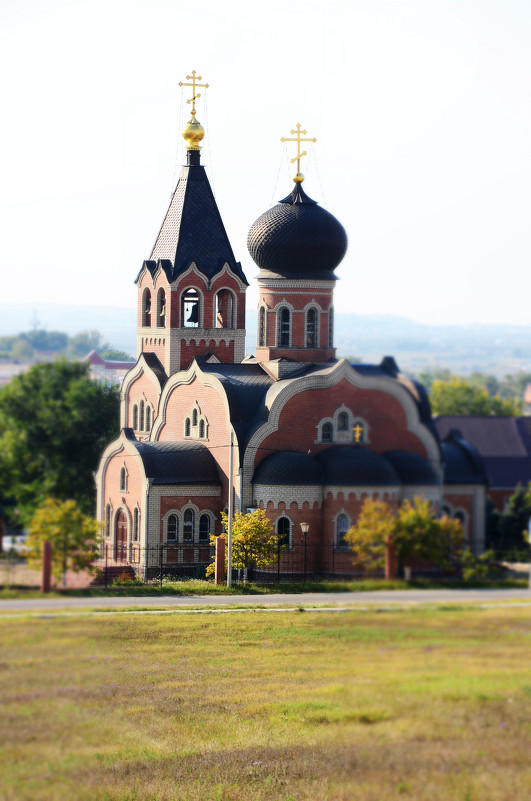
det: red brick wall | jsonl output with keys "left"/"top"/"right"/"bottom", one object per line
{"left": 102, "top": 450, "right": 143, "bottom": 540}
{"left": 126, "top": 372, "right": 161, "bottom": 429}
{"left": 255, "top": 378, "right": 428, "bottom": 467}
{"left": 442, "top": 492, "right": 474, "bottom": 543}
{"left": 489, "top": 489, "right": 513, "bottom": 512}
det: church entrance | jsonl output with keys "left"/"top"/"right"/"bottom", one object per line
{"left": 115, "top": 510, "right": 128, "bottom": 561}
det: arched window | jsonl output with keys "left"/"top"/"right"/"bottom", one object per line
{"left": 277, "top": 517, "right": 290, "bottom": 548}
{"left": 105, "top": 504, "right": 111, "bottom": 538}
{"left": 192, "top": 408, "right": 198, "bottom": 426}
{"left": 120, "top": 467, "right": 127, "bottom": 491}
{"left": 215, "top": 289, "right": 234, "bottom": 329}
{"left": 133, "top": 508, "right": 139, "bottom": 541}
{"left": 278, "top": 307, "right": 290, "bottom": 347}
{"left": 183, "top": 509, "right": 194, "bottom": 541}
{"left": 145, "top": 406, "right": 151, "bottom": 432}
{"left": 306, "top": 308, "right": 317, "bottom": 348}
{"left": 182, "top": 288, "right": 200, "bottom": 327}
{"left": 199, "top": 419, "right": 205, "bottom": 439}
{"left": 132, "top": 404, "right": 138, "bottom": 430}
{"left": 328, "top": 307, "right": 334, "bottom": 348}
{"left": 336, "top": 514, "right": 349, "bottom": 549}
{"left": 139, "top": 400, "right": 145, "bottom": 431}
{"left": 321, "top": 422, "right": 333, "bottom": 442}
{"left": 167, "top": 514, "right": 178, "bottom": 541}
{"left": 199, "top": 514, "right": 210, "bottom": 541}
{"left": 258, "top": 306, "right": 266, "bottom": 347}
{"left": 143, "top": 288, "right": 152, "bottom": 327}
{"left": 441, "top": 505, "right": 451, "bottom": 517}
{"left": 338, "top": 412, "right": 348, "bottom": 431}
{"left": 157, "top": 288, "right": 166, "bottom": 328}
{"left": 184, "top": 417, "right": 191, "bottom": 437}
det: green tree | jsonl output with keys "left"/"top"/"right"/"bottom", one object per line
{"left": 347, "top": 496, "right": 464, "bottom": 575}
{"left": 0, "top": 360, "right": 120, "bottom": 523}
{"left": 206, "top": 509, "right": 280, "bottom": 582}
{"left": 25, "top": 497, "right": 102, "bottom": 585}
{"left": 430, "top": 376, "right": 522, "bottom": 416}
{"left": 98, "top": 346, "right": 134, "bottom": 361}
{"left": 497, "top": 483, "right": 531, "bottom": 554}
{"left": 67, "top": 330, "right": 102, "bottom": 357}
{"left": 11, "top": 339, "right": 34, "bottom": 361}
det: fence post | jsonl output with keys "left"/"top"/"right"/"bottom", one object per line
{"left": 41, "top": 541, "right": 52, "bottom": 593}
{"left": 105, "top": 543, "right": 108, "bottom": 590}
{"left": 215, "top": 536, "right": 225, "bottom": 585}
{"left": 385, "top": 538, "right": 397, "bottom": 581}
{"left": 277, "top": 541, "right": 281, "bottom": 584}
{"left": 332, "top": 542, "right": 335, "bottom": 579}
{"left": 160, "top": 543, "right": 163, "bottom": 587}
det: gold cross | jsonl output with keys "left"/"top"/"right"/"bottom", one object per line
{"left": 353, "top": 423, "right": 364, "bottom": 443}
{"left": 179, "top": 70, "right": 209, "bottom": 116}
{"left": 281, "top": 123, "right": 317, "bottom": 176}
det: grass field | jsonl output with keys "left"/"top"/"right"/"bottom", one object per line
{"left": 1, "top": 605, "right": 531, "bottom": 800}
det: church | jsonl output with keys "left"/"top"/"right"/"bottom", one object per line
{"left": 95, "top": 75, "right": 487, "bottom": 578}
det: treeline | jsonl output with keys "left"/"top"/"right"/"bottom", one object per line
{"left": 417, "top": 368, "right": 531, "bottom": 416}
{"left": 0, "top": 329, "right": 133, "bottom": 362}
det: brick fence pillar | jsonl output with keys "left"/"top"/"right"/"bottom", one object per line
{"left": 215, "top": 536, "right": 225, "bottom": 585}
{"left": 385, "top": 538, "right": 397, "bottom": 581}
{"left": 41, "top": 541, "right": 52, "bottom": 593}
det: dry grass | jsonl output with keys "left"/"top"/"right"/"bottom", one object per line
{"left": 1, "top": 606, "right": 531, "bottom": 800}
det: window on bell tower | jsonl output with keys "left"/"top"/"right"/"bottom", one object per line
{"left": 258, "top": 306, "right": 266, "bottom": 347}
{"left": 215, "top": 289, "right": 234, "bottom": 329}
{"left": 278, "top": 307, "right": 290, "bottom": 348}
{"left": 182, "top": 288, "right": 200, "bottom": 328}
{"left": 157, "top": 289, "right": 166, "bottom": 328}
{"left": 143, "top": 289, "right": 152, "bottom": 327}
{"left": 306, "top": 308, "right": 317, "bottom": 348}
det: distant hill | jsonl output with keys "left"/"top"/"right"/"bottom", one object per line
{"left": 2, "top": 303, "right": 530, "bottom": 377}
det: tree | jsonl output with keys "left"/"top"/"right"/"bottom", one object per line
{"left": 0, "top": 360, "right": 120, "bottom": 524}
{"left": 25, "top": 498, "right": 102, "bottom": 585}
{"left": 206, "top": 509, "right": 280, "bottom": 582}
{"left": 430, "top": 376, "right": 522, "bottom": 416}
{"left": 346, "top": 496, "right": 465, "bottom": 575}
{"left": 67, "top": 330, "right": 102, "bottom": 357}
{"left": 497, "top": 483, "right": 531, "bottom": 554}
{"left": 98, "top": 346, "right": 134, "bottom": 361}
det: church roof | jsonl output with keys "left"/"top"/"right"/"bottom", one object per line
{"left": 147, "top": 151, "right": 248, "bottom": 285}
{"left": 247, "top": 183, "right": 347, "bottom": 280}
{"left": 131, "top": 439, "right": 221, "bottom": 485}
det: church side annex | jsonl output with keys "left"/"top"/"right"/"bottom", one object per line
{"left": 95, "top": 74, "right": 486, "bottom": 579}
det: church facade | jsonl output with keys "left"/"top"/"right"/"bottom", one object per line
{"left": 95, "top": 88, "right": 486, "bottom": 578}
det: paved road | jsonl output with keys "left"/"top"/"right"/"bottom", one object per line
{"left": 1, "top": 587, "right": 530, "bottom": 612}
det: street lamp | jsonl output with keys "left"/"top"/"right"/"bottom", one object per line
{"left": 300, "top": 522, "right": 309, "bottom": 583}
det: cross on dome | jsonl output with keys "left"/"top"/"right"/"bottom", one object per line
{"left": 179, "top": 70, "right": 209, "bottom": 117}
{"left": 280, "top": 123, "right": 317, "bottom": 183}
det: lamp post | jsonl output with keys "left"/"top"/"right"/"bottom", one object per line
{"left": 300, "top": 522, "right": 309, "bottom": 583}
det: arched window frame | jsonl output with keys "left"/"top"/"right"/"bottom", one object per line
{"left": 276, "top": 515, "right": 292, "bottom": 549}
{"left": 133, "top": 507, "right": 140, "bottom": 542}
{"left": 183, "top": 508, "right": 195, "bottom": 542}
{"left": 335, "top": 512, "right": 350, "bottom": 550}
{"left": 181, "top": 287, "right": 202, "bottom": 328}
{"left": 105, "top": 503, "right": 112, "bottom": 538}
{"left": 328, "top": 306, "right": 334, "bottom": 348}
{"left": 157, "top": 288, "right": 166, "bottom": 328}
{"left": 316, "top": 418, "right": 334, "bottom": 444}
{"left": 192, "top": 408, "right": 198, "bottom": 427}
{"left": 214, "top": 288, "right": 235, "bottom": 329}
{"left": 139, "top": 400, "right": 145, "bottom": 431}
{"left": 199, "top": 513, "right": 213, "bottom": 542}
{"left": 184, "top": 417, "right": 191, "bottom": 437}
{"left": 119, "top": 465, "right": 128, "bottom": 492}
{"left": 167, "top": 514, "right": 178, "bottom": 541}
{"left": 142, "top": 288, "right": 152, "bottom": 328}
{"left": 145, "top": 405, "right": 151, "bottom": 432}
{"left": 132, "top": 404, "right": 138, "bottom": 430}
{"left": 277, "top": 306, "right": 291, "bottom": 348}
{"left": 304, "top": 305, "right": 319, "bottom": 349}
{"left": 258, "top": 305, "right": 267, "bottom": 348}
{"left": 199, "top": 419, "right": 205, "bottom": 439}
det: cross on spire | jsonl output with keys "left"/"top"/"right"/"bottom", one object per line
{"left": 281, "top": 123, "right": 317, "bottom": 182}
{"left": 179, "top": 70, "right": 209, "bottom": 116}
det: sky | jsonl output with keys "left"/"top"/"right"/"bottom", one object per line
{"left": 0, "top": 0, "right": 530, "bottom": 327}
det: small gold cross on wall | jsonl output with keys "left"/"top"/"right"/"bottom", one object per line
{"left": 353, "top": 423, "right": 364, "bottom": 443}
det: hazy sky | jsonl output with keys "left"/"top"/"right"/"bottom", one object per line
{"left": 1, "top": 0, "right": 530, "bottom": 326}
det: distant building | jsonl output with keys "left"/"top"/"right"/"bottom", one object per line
{"left": 434, "top": 417, "right": 531, "bottom": 511}
{"left": 83, "top": 350, "right": 135, "bottom": 386}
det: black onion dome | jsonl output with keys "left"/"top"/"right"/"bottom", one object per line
{"left": 252, "top": 451, "right": 322, "bottom": 486}
{"left": 247, "top": 183, "right": 348, "bottom": 280}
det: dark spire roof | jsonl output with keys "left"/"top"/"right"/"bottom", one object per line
{"left": 247, "top": 182, "right": 348, "bottom": 280}
{"left": 148, "top": 151, "right": 248, "bottom": 285}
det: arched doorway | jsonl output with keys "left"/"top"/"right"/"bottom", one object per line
{"left": 115, "top": 510, "right": 127, "bottom": 561}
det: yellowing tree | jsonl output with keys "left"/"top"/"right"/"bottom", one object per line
{"left": 347, "top": 496, "right": 465, "bottom": 576}
{"left": 26, "top": 498, "right": 102, "bottom": 586}
{"left": 206, "top": 509, "right": 280, "bottom": 582}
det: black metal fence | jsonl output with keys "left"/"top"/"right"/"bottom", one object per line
{"left": 90, "top": 541, "right": 359, "bottom": 588}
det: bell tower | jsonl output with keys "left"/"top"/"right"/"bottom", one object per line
{"left": 135, "top": 72, "right": 248, "bottom": 377}
{"left": 247, "top": 124, "right": 347, "bottom": 365}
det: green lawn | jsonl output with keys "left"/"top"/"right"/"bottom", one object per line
{"left": 1, "top": 606, "right": 531, "bottom": 800}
